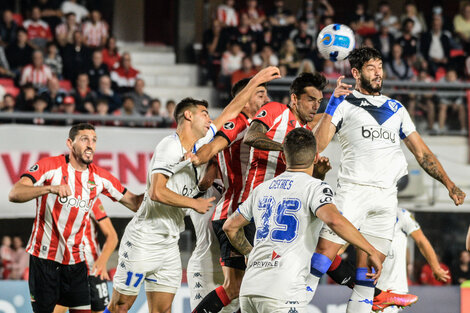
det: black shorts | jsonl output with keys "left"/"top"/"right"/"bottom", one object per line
{"left": 212, "top": 219, "right": 255, "bottom": 270}
{"left": 28, "top": 255, "right": 90, "bottom": 313}
{"left": 89, "top": 275, "right": 110, "bottom": 311}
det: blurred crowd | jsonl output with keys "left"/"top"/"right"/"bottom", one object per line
{"left": 0, "top": 1, "right": 176, "bottom": 127}
{"left": 201, "top": 0, "right": 470, "bottom": 134}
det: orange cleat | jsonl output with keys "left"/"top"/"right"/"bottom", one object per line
{"left": 372, "top": 290, "right": 418, "bottom": 312}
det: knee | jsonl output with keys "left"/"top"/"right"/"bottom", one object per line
{"left": 223, "top": 279, "right": 242, "bottom": 300}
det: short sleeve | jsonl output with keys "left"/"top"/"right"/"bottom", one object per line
{"left": 194, "top": 123, "right": 217, "bottom": 152}
{"left": 307, "top": 182, "right": 336, "bottom": 216}
{"left": 399, "top": 108, "right": 416, "bottom": 139}
{"left": 91, "top": 198, "right": 108, "bottom": 221}
{"left": 94, "top": 167, "right": 126, "bottom": 202}
{"left": 398, "top": 208, "right": 420, "bottom": 235}
{"left": 150, "top": 135, "right": 185, "bottom": 177}
{"left": 20, "top": 155, "right": 64, "bottom": 186}
{"left": 330, "top": 101, "right": 346, "bottom": 128}
{"left": 252, "top": 102, "right": 286, "bottom": 130}
{"left": 216, "top": 116, "right": 247, "bottom": 146}
{"left": 237, "top": 191, "right": 256, "bottom": 222}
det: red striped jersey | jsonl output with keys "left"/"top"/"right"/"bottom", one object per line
{"left": 21, "top": 154, "right": 126, "bottom": 265}
{"left": 82, "top": 21, "right": 108, "bottom": 47}
{"left": 240, "top": 101, "right": 310, "bottom": 203}
{"left": 212, "top": 112, "right": 251, "bottom": 220}
{"left": 83, "top": 198, "right": 108, "bottom": 274}
{"left": 20, "top": 64, "right": 53, "bottom": 88}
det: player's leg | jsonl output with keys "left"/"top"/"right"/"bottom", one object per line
{"left": 107, "top": 289, "right": 137, "bottom": 312}
{"left": 28, "top": 255, "right": 62, "bottom": 313}
{"left": 57, "top": 261, "right": 92, "bottom": 313}
{"left": 53, "top": 305, "right": 69, "bottom": 313}
{"left": 250, "top": 296, "right": 308, "bottom": 313}
{"left": 146, "top": 291, "right": 175, "bottom": 313}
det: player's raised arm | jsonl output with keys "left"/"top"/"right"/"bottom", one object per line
{"left": 403, "top": 132, "right": 466, "bottom": 206}
{"left": 212, "top": 66, "right": 281, "bottom": 130}
{"left": 243, "top": 120, "right": 284, "bottom": 151}
{"left": 313, "top": 75, "right": 351, "bottom": 153}
{"left": 222, "top": 211, "right": 252, "bottom": 256}
{"left": 9, "top": 176, "right": 71, "bottom": 203}
{"left": 92, "top": 216, "right": 118, "bottom": 280}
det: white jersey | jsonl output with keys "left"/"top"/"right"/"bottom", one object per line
{"left": 331, "top": 90, "right": 416, "bottom": 188}
{"left": 187, "top": 180, "right": 224, "bottom": 273}
{"left": 238, "top": 171, "right": 335, "bottom": 302}
{"left": 377, "top": 208, "right": 420, "bottom": 293}
{"left": 123, "top": 124, "right": 217, "bottom": 246}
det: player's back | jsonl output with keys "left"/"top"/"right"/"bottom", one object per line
{"left": 238, "top": 171, "right": 335, "bottom": 302}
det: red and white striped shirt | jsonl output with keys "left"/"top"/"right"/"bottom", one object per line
{"left": 22, "top": 154, "right": 126, "bottom": 265}
{"left": 217, "top": 4, "right": 238, "bottom": 27}
{"left": 83, "top": 198, "right": 108, "bottom": 274}
{"left": 20, "top": 64, "right": 53, "bottom": 88}
{"left": 240, "top": 102, "right": 310, "bottom": 203}
{"left": 23, "top": 19, "right": 53, "bottom": 40}
{"left": 82, "top": 21, "right": 108, "bottom": 47}
{"left": 212, "top": 112, "right": 251, "bottom": 221}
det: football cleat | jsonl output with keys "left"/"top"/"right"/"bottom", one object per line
{"left": 372, "top": 290, "right": 418, "bottom": 312}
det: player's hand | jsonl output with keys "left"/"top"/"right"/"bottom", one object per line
{"left": 184, "top": 151, "right": 202, "bottom": 166}
{"left": 432, "top": 266, "right": 450, "bottom": 283}
{"left": 92, "top": 258, "right": 110, "bottom": 280}
{"left": 366, "top": 252, "right": 382, "bottom": 284}
{"left": 313, "top": 156, "right": 332, "bottom": 179}
{"left": 448, "top": 184, "right": 465, "bottom": 206}
{"left": 252, "top": 66, "right": 281, "bottom": 84}
{"left": 193, "top": 196, "right": 216, "bottom": 214}
{"left": 333, "top": 76, "right": 353, "bottom": 98}
{"left": 49, "top": 184, "right": 72, "bottom": 198}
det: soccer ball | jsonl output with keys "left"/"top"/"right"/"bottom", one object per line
{"left": 316, "top": 24, "right": 355, "bottom": 62}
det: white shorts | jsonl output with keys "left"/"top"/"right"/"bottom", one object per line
{"left": 113, "top": 232, "right": 182, "bottom": 295}
{"left": 319, "top": 182, "right": 396, "bottom": 254}
{"left": 187, "top": 270, "right": 239, "bottom": 312}
{"left": 240, "top": 295, "right": 307, "bottom": 313}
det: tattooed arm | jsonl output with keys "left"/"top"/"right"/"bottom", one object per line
{"left": 243, "top": 120, "right": 283, "bottom": 151}
{"left": 223, "top": 211, "right": 253, "bottom": 256}
{"left": 404, "top": 132, "right": 466, "bottom": 205}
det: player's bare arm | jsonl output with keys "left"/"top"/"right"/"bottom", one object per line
{"left": 315, "top": 203, "right": 382, "bottom": 282}
{"left": 466, "top": 225, "right": 470, "bottom": 252}
{"left": 9, "top": 176, "right": 72, "bottom": 203}
{"left": 223, "top": 211, "right": 253, "bottom": 256}
{"left": 243, "top": 120, "right": 283, "bottom": 151}
{"left": 93, "top": 217, "right": 118, "bottom": 280}
{"left": 191, "top": 136, "right": 228, "bottom": 166}
{"left": 404, "top": 132, "right": 466, "bottom": 205}
{"left": 198, "top": 157, "right": 218, "bottom": 191}
{"left": 150, "top": 172, "right": 214, "bottom": 214}
{"left": 410, "top": 228, "right": 450, "bottom": 283}
{"left": 313, "top": 156, "right": 332, "bottom": 180}
{"left": 119, "top": 190, "right": 144, "bottom": 212}
{"left": 213, "top": 66, "right": 281, "bottom": 130}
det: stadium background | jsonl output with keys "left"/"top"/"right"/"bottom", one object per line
{"left": 0, "top": 0, "right": 469, "bottom": 312}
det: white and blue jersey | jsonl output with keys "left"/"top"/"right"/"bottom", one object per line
{"left": 330, "top": 90, "right": 416, "bottom": 188}
{"left": 238, "top": 171, "right": 335, "bottom": 302}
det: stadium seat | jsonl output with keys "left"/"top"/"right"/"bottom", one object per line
{"left": 12, "top": 13, "right": 23, "bottom": 26}
{"left": 0, "top": 78, "right": 15, "bottom": 87}
{"left": 4, "top": 86, "right": 20, "bottom": 97}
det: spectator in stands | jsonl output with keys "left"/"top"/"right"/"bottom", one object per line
{"left": 15, "top": 83, "right": 36, "bottom": 111}
{"left": 0, "top": 9, "right": 19, "bottom": 46}
{"left": 0, "top": 235, "right": 13, "bottom": 279}
{"left": 231, "top": 12, "right": 257, "bottom": 55}
{"left": 39, "top": 76, "right": 66, "bottom": 111}
{"left": 453, "top": 2, "right": 470, "bottom": 53}
{"left": 126, "top": 78, "right": 151, "bottom": 115}
{"left": 322, "top": 59, "right": 341, "bottom": 79}
{"left": 231, "top": 55, "right": 257, "bottom": 86}
{"left": 420, "top": 14, "right": 451, "bottom": 77}
{"left": 221, "top": 41, "right": 244, "bottom": 77}
{"left": 87, "top": 49, "right": 109, "bottom": 91}
{"left": 62, "top": 30, "right": 91, "bottom": 83}
{"left": 9, "top": 236, "right": 29, "bottom": 280}
{"left": 437, "top": 69, "right": 467, "bottom": 135}
{"left": 145, "top": 98, "right": 162, "bottom": 127}
{"left": 110, "top": 52, "right": 140, "bottom": 94}
{"left": 374, "top": 1, "right": 400, "bottom": 37}
{"left": 36, "top": 0, "right": 62, "bottom": 32}
{"left": 23, "top": 6, "right": 53, "bottom": 50}
{"left": 290, "top": 18, "right": 314, "bottom": 58}
{"left": 372, "top": 23, "right": 394, "bottom": 62}
{"left": 20, "top": 50, "right": 53, "bottom": 88}
{"left": 420, "top": 255, "right": 451, "bottom": 286}
{"left": 59, "top": 95, "right": 78, "bottom": 125}
{"left": 297, "top": 0, "right": 335, "bottom": 37}
{"left": 5, "top": 28, "right": 34, "bottom": 75}
{"left": 102, "top": 36, "right": 120, "bottom": 70}
{"left": 113, "top": 96, "right": 141, "bottom": 127}
{"left": 61, "top": 0, "right": 89, "bottom": 22}
{"left": 217, "top": 0, "right": 238, "bottom": 27}
{"left": 71, "top": 72, "right": 96, "bottom": 113}
{"left": 95, "top": 97, "right": 109, "bottom": 116}
{"left": 202, "top": 19, "right": 225, "bottom": 86}
{"left": 164, "top": 99, "right": 177, "bottom": 128}
{"left": 252, "top": 44, "right": 279, "bottom": 70}
{"left": 386, "top": 43, "right": 415, "bottom": 80}
{"left": 1, "top": 93, "right": 15, "bottom": 113}
{"left": 415, "top": 68, "right": 436, "bottom": 131}
{"left": 348, "top": 2, "right": 376, "bottom": 37}
{"left": 29, "top": 95, "right": 48, "bottom": 125}
{"left": 452, "top": 250, "right": 470, "bottom": 284}
{"left": 44, "top": 42, "right": 62, "bottom": 78}
{"left": 96, "top": 74, "right": 121, "bottom": 112}
{"left": 396, "top": 18, "right": 418, "bottom": 61}
{"left": 297, "top": 59, "right": 315, "bottom": 75}
{"left": 55, "top": 12, "right": 79, "bottom": 47}
{"left": 400, "top": 1, "right": 426, "bottom": 36}
{"left": 82, "top": 10, "right": 109, "bottom": 48}
{"left": 268, "top": 0, "right": 296, "bottom": 50}
{"left": 279, "top": 39, "right": 300, "bottom": 75}
{"left": 0, "top": 45, "right": 13, "bottom": 78}
{"left": 241, "top": 0, "right": 265, "bottom": 33}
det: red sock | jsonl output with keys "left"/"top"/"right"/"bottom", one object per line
{"left": 215, "top": 286, "right": 231, "bottom": 306}
{"left": 69, "top": 309, "right": 91, "bottom": 313}
{"left": 328, "top": 254, "right": 342, "bottom": 271}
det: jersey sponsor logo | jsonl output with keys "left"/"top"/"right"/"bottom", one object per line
{"left": 288, "top": 119, "right": 295, "bottom": 127}
{"left": 361, "top": 126, "right": 397, "bottom": 143}
{"left": 58, "top": 195, "right": 92, "bottom": 211}
{"left": 320, "top": 187, "right": 334, "bottom": 204}
{"left": 256, "top": 110, "right": 267, "bottom": 118}
{"left": 223, "top": 121, "right": 235, "bottom": 130}
{"left": 29, "top": 164, "right": 39, "bottom": 172}
{"left": 252, "top": 260, "right": 280, "bottom": 268}
{"left": 271, "top": 251, "right": 281, "bottom": 261}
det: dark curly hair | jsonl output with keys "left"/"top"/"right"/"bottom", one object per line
{"left": 290, "top": 72, "right": 327, "bottom": 97}
{"left": 348, "top": 47, "right": 383, "bottom": 71}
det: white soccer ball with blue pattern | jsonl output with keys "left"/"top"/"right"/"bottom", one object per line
{"left": 316, "top": 24, "right": 355, "bottom": 62}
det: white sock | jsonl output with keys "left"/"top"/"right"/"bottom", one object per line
{"left": 346, "top": 284, "right": 375, "bottom": 313}
{"left": 305, "top": 274, "right": 321, "bottom": 303}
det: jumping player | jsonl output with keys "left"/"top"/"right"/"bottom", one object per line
{"left": 8, "top": 123, "right": 143, "bottom": 313}
{"left": 310, "top": 47, "right": 466, "bottom": 313}
{"left": 223, "top": 128, "right": 382, "bottom": 313}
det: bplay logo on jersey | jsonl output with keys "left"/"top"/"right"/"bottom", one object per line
{"left": 361, "top": 126, "right": 397, "bottom": 143}
{"left": 58, "top": 195, "right": 92, "bottom": 211}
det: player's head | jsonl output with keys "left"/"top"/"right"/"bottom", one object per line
{"left": 289, "top": 72, "right": 327, "bottom": 124}
{"left": 67, "top": 123, "right": 96, "bottom": 165}
{"left": 349, "top": 47, "right": 383, "bottom": 95}
{"left": 283, "top": 128, "right": 317, "bottom": 169}
{"left": 174, "top": 97, "right": 211, "bottom": 138}
{"left": 232, "top": 78, "right": 269, "bottom": 117}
